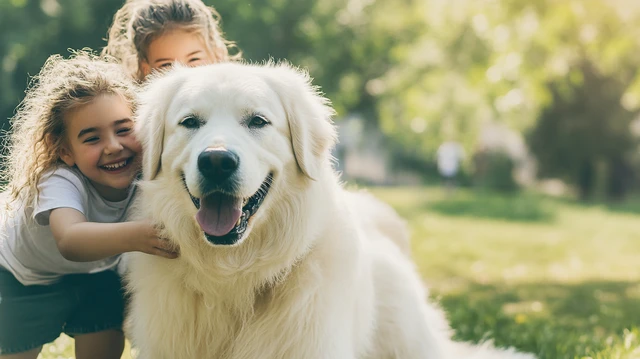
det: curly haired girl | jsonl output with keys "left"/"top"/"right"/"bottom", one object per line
{"left": 0, "top": 51, "right": 177, "bottom": 359}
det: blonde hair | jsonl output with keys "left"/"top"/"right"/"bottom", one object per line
{"left": 103, "top": 0, "right": 241, "bottom": 81}
{"left": 1, "top": 50, "right": 138, "bottom": 209}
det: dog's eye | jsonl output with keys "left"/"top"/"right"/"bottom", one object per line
{"left": 179, "top": 116, "right": 202, "bottom": 129}
{"left": 248, "top": 115, "right": 269, "bottom": 129}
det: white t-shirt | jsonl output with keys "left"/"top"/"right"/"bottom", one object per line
{"left": 0, "top": 166, "right": 136, "bottom": 285}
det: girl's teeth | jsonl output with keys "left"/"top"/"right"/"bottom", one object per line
{"left": 103, "top": 160, "right": 128, "bottom": 170}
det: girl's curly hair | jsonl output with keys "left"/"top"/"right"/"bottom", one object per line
{"left": 102, "top": 0, "right": 241, "bottom": 81}
{"left": 1, "top": 50, "right": 138, "bottom": 210}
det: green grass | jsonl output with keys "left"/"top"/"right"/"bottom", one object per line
{"left": 371, "top": 187, "right": 640, "bottom": 359}
{"left": 41, "top": 187, "right": 640, "bottom": 358}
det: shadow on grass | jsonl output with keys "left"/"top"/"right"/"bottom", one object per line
{"left": 425, "top": 191, "right": 557, "bottom": 223}
{"left": 436, "top": 280, "right": 640, "bottom": 359}
{"left": 534, "top": 191, "right": 640, "bottom": 216}
{"left": 603, "top": 196, "right": 640, "bottom": 215}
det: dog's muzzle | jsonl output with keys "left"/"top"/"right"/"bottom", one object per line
{"left": 181, "top": 173, "right": 273, "bottom": 245}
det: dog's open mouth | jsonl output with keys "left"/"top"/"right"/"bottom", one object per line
{"left": 182, "top": 174, "right": 273, "bottom": 245}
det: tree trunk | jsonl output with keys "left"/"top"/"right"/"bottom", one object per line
{"left": 578, "top": 161, "right": 595, "bottom": 201}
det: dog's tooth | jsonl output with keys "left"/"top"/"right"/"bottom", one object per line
{"left": 236, "top": 216, "right": 242, "bottom": 226}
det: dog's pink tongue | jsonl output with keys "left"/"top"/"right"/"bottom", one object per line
{"left": 195, "top": 193, "right": 242, "bottom": 237}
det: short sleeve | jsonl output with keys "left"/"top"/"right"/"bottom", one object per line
{"left": 33, "top": 168, "right": 87, "bottom": 226}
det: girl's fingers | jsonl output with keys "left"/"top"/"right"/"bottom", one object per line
{"left": 154, "top": 246, "right": 179, "bottom": 259}
{"left": 147, "top": 237, "right": 179, "bottom": 258}
{"left": 154, "top": 238, "right": 176, "bottom": 251}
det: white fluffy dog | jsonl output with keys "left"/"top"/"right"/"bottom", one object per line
{"left": 126, "top": 62, "right": 536, "bottom": 359}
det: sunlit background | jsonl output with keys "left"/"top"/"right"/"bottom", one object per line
{"left": 3, "top": 0, "right": 640, "bottom": 358}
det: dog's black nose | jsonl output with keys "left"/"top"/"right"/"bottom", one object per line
{"left": 197, "top": 149, "right": 239, "bottom": 183}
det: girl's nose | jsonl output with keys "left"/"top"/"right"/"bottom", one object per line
{"left": 104, "top": 137, "right": 124, "bottom": 154}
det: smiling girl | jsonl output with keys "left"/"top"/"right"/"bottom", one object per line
{"left": 0, "top": 51, "right": 177, "bottom": 359}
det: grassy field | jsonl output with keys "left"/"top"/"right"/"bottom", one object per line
{"left": 40, "top": 187, "right": 640, "bottom": 359}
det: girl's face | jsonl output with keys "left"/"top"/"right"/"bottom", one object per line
{"left": 141, "top": 29, "right": 214, "bottom": 78}
{"left": 60, "top": 94, "right": 142, "bottom": 201}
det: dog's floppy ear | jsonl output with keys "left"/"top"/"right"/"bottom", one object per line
{"left": 135, "top": 70, "right": 184, "bottom": 181}
{"left": 263, "top": 63, "right": 337, "bottom": 180}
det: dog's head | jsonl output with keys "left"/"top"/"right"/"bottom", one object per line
{"left": 136, "top": 62, "right": 336, "bottom": 246}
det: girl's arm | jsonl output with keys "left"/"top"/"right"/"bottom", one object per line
{"left": 49, "top": 207, "right": 178, "bottom": 262}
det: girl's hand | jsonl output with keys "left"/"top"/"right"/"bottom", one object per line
{"left": 131, "top": 221, "right": 179, "bottom": 259}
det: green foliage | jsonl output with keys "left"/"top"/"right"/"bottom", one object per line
{"left": 528, "top": 63, "right": 638, "bottom": 199}
{"left": 3, "top": 1, "right": 640, "bottom": 194}
{"left": 370, "top": 0, "right": 640, "bottom": 192}
{"left": 472, "top": 150, "right": 520, "bottom": 192}
{"left": 0, "top": 0, "right": 428, "bottom": 131}
{"left": 216, "top": 0, "right": 427, "bottom": 118}
{"left": 0, "top": 0, "right": 124, "bottom": 129}
{"left": 521, "top": 2, "right": 640, "bottom": 199}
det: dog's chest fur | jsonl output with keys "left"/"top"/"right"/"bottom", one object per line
{"left": 127, "top": 247, "right": 333, "bottom": 359}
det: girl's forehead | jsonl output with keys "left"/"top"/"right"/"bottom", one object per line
{"left": 64, "top": 94, "right": 133, "bottom": 131}
{"left": 146, "top": 29, "right": 210, "bottom": 58}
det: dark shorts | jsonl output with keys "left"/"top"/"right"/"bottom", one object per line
{"left": 0, "top": 269, "right": 126, "bottom": 355}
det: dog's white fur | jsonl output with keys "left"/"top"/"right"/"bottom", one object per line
{"left": 126, "top": 62, "right": 535, "bottom": 359}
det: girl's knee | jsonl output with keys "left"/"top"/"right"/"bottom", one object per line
{"left": 74, "top": 330, "right": 124, "bottom": 359}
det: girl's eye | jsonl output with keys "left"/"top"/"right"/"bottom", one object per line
{"left": 189, "top": 58, "right": 201, "bottom": 63}
{"left": 179, "top": 116, "right": 203, "bottom": 129}
{"left": 83, "top": 137, "right": 99, "bottom": 144}
{"left": 159, "top": 63, "right": 173, "bottom": 69}
{"left": 117, "top": 128, "right": 131, "bottom": 135}
{"left": 248, "top": 115, "right": 270, "bottom": 129}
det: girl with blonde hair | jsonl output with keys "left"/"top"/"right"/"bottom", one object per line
{"left": 0, "top": 51, "right": 176, "bottom": 359}
{"left": 103, "top": 0, "right": 241, "bottom": 81}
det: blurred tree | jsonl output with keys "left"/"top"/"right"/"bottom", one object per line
{"left": 370, "top": 0, "right": 640, "bottom": 198}
{"left": 1, "top": 0, "right": 427, "bottom": 132}
{"left": 2, "top": 0, "right": 640, "bottom": 198}
{"left": 215, "top": 0, "right": 428, "bottom": 118}
{"left": 0, "top": 0, "right": 124, "bottom": 130}
{"left": 529, "top": 60, "right": 638, "bottom": 200}
{"left": 519, "top": 1, "right": 640, "bottom": 200}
